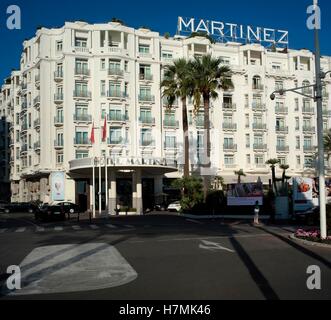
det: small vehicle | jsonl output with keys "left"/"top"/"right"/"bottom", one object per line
{"left": 154, "top": 203, "right": 167, "bottom": 211}
{"left": 3, "top": 202, "right": 40, "bottom": 214}
{"left": 0, "top": 201, "right": 8, "bottom": 212}
{"left": 35, "top": 202, "right": 82, "bottom": 221}
{"left": 167, "top": 201, "right": 182, "bottom": 213}
{"left": 293, "top": 207, "right": 320, "bottom": 226}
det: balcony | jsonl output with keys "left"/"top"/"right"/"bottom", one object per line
{"left": 108, "top": 114, "right": 128, "bottom": 122}
{"left": 275, "top": 126, "right": 289, "bottom": 134}
{"left": 223, "top": 144, "right": 237, "bottom": 152}
{"left": 33, "top": 118, "right": 40, "bottom": 129}
{"left": 252, "top": 103, "right": 266, "bottom": 112}
{"left": 276, "top": 145, "right": 290, "bottom": 152}
{"left": 54, "top": 140, "right": 64, "bottom": 149}
{"left": 74, "top": 47, "right": 90, "bottom": 53}
{"left": 323, "top": 91, "right": 329, "bottom": 99}
{"left": 73, "top": 138, "right": 91, "bottom": 146}
{"left": 73, "top": 114, "right": 92, "bottom": 123}
{"left": 21, "top": 101, "right": 28, "bottom": 111}
{"left": 139, "top": 117, "right": 155, "bottom": 125}
{"left": 139, "top": 94, "right": 155, "bottom": 103}
{"left": 304, "top": 145, "right": 316, "bottom": 153}
{"left": 21, "top": 123, "right": 28, "bottom": 132}
{"left": 164, "top": 142, "right": 177, "bottom": 150}
{"left": 54, "top": 71, "right": 63, "bottom": 81}
{"left": 107, "top": 91, "right": 128, "bottom": 99}
{"left": 108, "top": 68, "right": 124, "bottom": 77}
{"left": 163, "top": 120, "right": 179, "bottom": 128}
{"left": 54, "top": 93, "right": 64, "bottom": 103}
{"left": 107, "top": 137, "right": 124, "bottom": 145}
{"left": 190, "top": 117, "right": 207, "bottom": 128}
{"left": 34, "top": 141, "right": 40, "bottom": 151}
{"left": 223, "top": 123, "right": 237, "bottom": 131}
{"left": 253, "top": 123, "right": 267, "bottom": 131}
{"left": 162, "top": 97, "right": 178, "bottom": 107}
{"left": 302, "top": 88, "right": 313, "bottom": 95}
{"left": 35, "top": 74, "right": 40, "bottom": 86}
{"left": 302, "top": 106, "right": 315, "bottom": 114}
{"left": 222, "top": 103, "right": 236, "bottom": 112}
{"left": 253, "top": 144, "right": 267, "bottom": 151}
{"left": 33, "top": 96, "right": 40, "bottom": 108}
{"left": 54, "top": 116, "right": 64, "bottom": 126}
{"left": 323, "top": 109, "right": 331, "bottom": 117}
{"left": 140, "top": 139, "right": 155, "bottom": 147}
{"left": 20, "top": 144, "right": 28, "bottom": 154}
{"left": 302, "top": 126, "right": 316, "bottom": 134}
{"left": 75, "top": 68, "right": 90, "bottom": 76}
{"left": 252, "top": 84, "right": 264, "bottom": 91}
{"left": 139, "top": 74, "right": 153, "bottom": 81}
{"left": 275, "top": 106, "right": 288, "bottom": 114}
{"left": 73, "top": 91, "right": 92, "bottom": 99}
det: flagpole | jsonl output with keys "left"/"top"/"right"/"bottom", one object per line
{"left": 99, "top": 155, "right": 102, "bottom": 217}
{"left": 92, "top": 157, "right": 96, "bottom": 219}
{"left": 104, "top": 115, "right": 108, "bottom": 216}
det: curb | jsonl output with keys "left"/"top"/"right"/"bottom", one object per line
{"left": 289, "top": 234, "right": 331, "bottom": 248}
{"left": 181, "top": 214, "right": 271, "bottom": 220}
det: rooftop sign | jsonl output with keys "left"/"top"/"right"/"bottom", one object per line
{"left": 177, "top": 17, "right": 289, "bottom": 47}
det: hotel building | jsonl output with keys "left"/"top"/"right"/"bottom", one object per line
{"left": 0, "top": 20, "right": 331, "bottom": 213}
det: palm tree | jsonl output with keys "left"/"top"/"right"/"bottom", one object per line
{"left": 191, "top": 54, "right": 233, "bottom": 200}
{"left": 279, "top": 164, "right": 290, "bottom": 195}
{"left": 234, "top": 169, "right": 246, "bottom": 184}
{"left": 161, "top": 59, "right": 194, "bottom": 178}
{"left": 266, "top": 159, "right": 280, "bottom": 195}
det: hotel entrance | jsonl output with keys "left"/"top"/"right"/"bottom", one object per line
{"left": 75, "top": 180, "right": 90, "bottom": 212}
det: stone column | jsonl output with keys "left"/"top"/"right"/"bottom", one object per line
{"left": 135, "top": 169, "right": 143, "bottom": 215}
{"left": 109, "top": 170, "right": 117, "bottom": 215}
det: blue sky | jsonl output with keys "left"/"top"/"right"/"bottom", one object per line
{"left": 0, "top": 0, "right": 330, "bottom": 81}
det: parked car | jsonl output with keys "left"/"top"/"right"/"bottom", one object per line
{"left": 0, "top": 201, "right": 8, "bottom": 212}
{"left": 154, "top": 203, "right": 167, "bottom": 211}
{"left": 3, "top": 202, "right": 40, "bottom": 214}
{"left": 35, "top": 202, "right": 82, "bottom": 221}
{"left": 167, "top": 201, "right": 182, "bottom": 213}
{"left": 294, "top": 207, "right": 320, "bottom": 226}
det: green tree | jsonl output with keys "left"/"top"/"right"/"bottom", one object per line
{"left": 161, "top": 59, "right": 194, "bottom": 178}
{"left": 234, "top": 169, "right": 246, "bottom": 184}
{"left": 172, "top": 177, "right": 204, "bottom": 211}
{"left": 266, "top": 159, "right": 280, "bottom": 195}
{"left": 191, "top": 54, "right": 233, "bottom": 200}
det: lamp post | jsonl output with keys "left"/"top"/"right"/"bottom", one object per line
{"left": 270, "top": 0, "right": 328, "bottom": 239}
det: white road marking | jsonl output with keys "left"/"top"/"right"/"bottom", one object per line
{"left": 54, "top": 227, "right": 63, "bottom": 232}
{"left": 186, "top": 219, "right": 203, "bottom": 225}
{"left": 106, "top": 224, "right": 117, "bottom": 229}
{"left": 72, "top": 225, "right": 82, "bottom": 231}
{"left": 0, "top": 228, "right": 7, "bottom": 233}
{"left": 199, "top": 240, "right": 235, "bottom": 253}
{"left": 90, "top": 225, "right": 99, "bottom": 230}
{"left": 15, "top": 228, "right": 26, "bottom": 233}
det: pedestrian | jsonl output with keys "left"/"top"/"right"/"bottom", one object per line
{"left": 254, "top": 201, "right": 260, "bottom": 225}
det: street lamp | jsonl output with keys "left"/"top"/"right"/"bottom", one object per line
{"left": 270, "top": 0, "right": 329, "bottom": 240}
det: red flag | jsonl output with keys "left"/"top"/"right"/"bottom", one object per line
{"left": 90, "top": 122, "right": 95, "bottom": 144}
{"left": 102, "top": 116, "right": 107, "bottom": 142}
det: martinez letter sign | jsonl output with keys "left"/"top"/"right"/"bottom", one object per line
{"left": 178, "top": 17, "right": 289, "bottom": 46}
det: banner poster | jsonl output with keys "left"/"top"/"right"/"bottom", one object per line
{"left": 227, "top": 182, "right": 263, "bottom": 206}
{"left": 51, "top": 171, "right": 65, "bottom": 202}
{"left": 293, "top": 177, "right": 313, "bottom": 212}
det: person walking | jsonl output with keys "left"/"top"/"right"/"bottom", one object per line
{"left": 254, "top": 201, "right": 260, "bottom": 225}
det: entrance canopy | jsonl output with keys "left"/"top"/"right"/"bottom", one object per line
{"left": 69, "top": 157, "right": 178, "bottom": 176}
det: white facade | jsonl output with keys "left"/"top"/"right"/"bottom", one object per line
{"left": 1, "top": 20, "right": 331, "bottom": 209}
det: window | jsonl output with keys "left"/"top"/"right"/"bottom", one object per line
{"left": 304, "top": 156, "right": 314, "bottom": 168}
{"left": 56, "top": 41, "right": 63, "bottom": 52}
{"left": 56, "top": 132, "right": 64, "bottom": 146}
{"left": 162, "top": 51, "right": 173, "bottom": 60}
{"left": 75, "top": 59, "right": 89, "bottom": 75}
{"left": 140, "top": 109, "right": 153, "bottom": 123}
{"left": 139, "top": 86, "right": 151, "bottom": 98}
{"left": 109, "top": 82, "right": 121, "bottom": 96}
{"left": 296, "top": 136, "right": 301, "bottom": 149}
{"left": 278, "top": 157, "right": 287, "bottom": 165}
{"left": 295, "top": 118, "right": 300, "bottom": 131}
{"left": 139, "top": 64, "right": 152, "bottom": 80}
{"left": 100, "top": 31, "right": 106, "bottom": 47}
{"left": 295, "top": 98, "right": 299, "bottom": 111}
{"left": 76, "top": 150, "right": 89, "bottom": 159}
{"left": 224, "top": 155, "right": 234, "bottom": 166}
{"left": 245, "top": 95, "right": 249, "bottom": 108}
{"left": 224, "top": 137, "right": 234, "bottom": 149}
{"left": 141, "top": 129, "right": 153, "bottom": 146}
{"left": 220, "top": 56, "right": 230, "bottom": 65}
{"left": 56, "top": 152, "right": 64, "bottom": 164}
{"left": 304, "top": 137, "right": 312, "bottom": 149}
{"left": 246, "top": 154, "right": 251, "bottom": 165}
{"left": 75, "top": 132, "right": 88, "bottom": 144}
{"left": 109, "top": 109, "right": 123, "bottom": 121}
{"left": 254, "top": 135, "right": 263, "bottom": 146}
{"left": 165, "top": 134, "right": 176, "bottom": 148}
{"left": 124, "top": 61, "right": 129, "bottom": 72}
{"left": 272, "top": 64, "right": 281, "bottom": 71}
{"left": 75, "top": 104, "right": 89, "bottom": 119}
{"left": 277, "top": 137, "right": 286, "bottom": 148}
{"left": 56, "top": 108, "right": 63, "bottom": 123}
{"left": 246, "top": 134, "right": 250, "bottom": 148}
{"left": 296, "top": 156, "right": 301, "bottom": 166}
{"left": 255, "top": 155, "right": 264, "bottom": 166}
{"left": 75, "top": 37, "right": 87, "bottom": 48}
{"left": 109, "top": 127, "right": 122, "bottom": 143}
{"left": 75, "top": 82, "right": 88, "bottom": 96}
{"left": 139, "top": 44, "right": 150, "bottom": 54}
{"left": 275, "top": 81, "right": 284, "bottom": 91}
{"left": 101, "top": 80, "right": 106, "bottom": 96}
{"left": 245, "top": 114, "right": 250, "bottom": 128}
{"left": 101, "top": 59, "right": 106, "bottom": 70}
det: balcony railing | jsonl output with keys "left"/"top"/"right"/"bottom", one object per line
{"left": 21, "top": 123, "right": 28, "bottom": 131}
{"left": 139, "top": 117, "right": 155, "bottom": 125}
{"left": 21, "top": 101, "right": 28, "bottom": 110}
{"left": 252, "top": 103, "right": 266, "bottom": 112}
{"left": 33, "top": 96, "right": 40, "bottom": 106}
{"left": 162, "top": 97, "right": 178, "bottom": 107}
{"left": 107, "top": 91, "right": 128, "bottom": 99}
{"left": 302, "top": 88, "right": 313, "bottom": 95}
{"left": 253, "top": 144, "right": 267, "bottom": 151}
{"left": 54, "top": 116, "right": 64, "bottom": 125}
{"left": 140, "top": 139, "right": 155, "bottom": 147}
{"left": 253, "top": 123, "right": 267, "bottom": 131}
{"left": 34, "top": 141, "right": 40, "bottom": 150}
{"left": 108, "top": 114, "right": 128, "bottom": 122}
{"left": 139, "top": 74, "right": 153, "bottom": 81}
{"left": 75, "top": 68, "right": 90, "bottom": 76}
{"left": 252, "top": 84, "right": 264, "bottom": 91}
{"left": 33, "top": 118, "right": 40, "bottom": 128}
{"left": 54, "top": 140, "right": 64, "bottom": 148}
{"left": 276, "top": 145, "right": 290, "bottom": 152}
{"left": 223, "top": 144, "right": 237, "bottom": 151}
{"left": 139, "top": 94, "right": 155, "bottom": 103}
{"left": 323, "top": 109, "right": 331, "bottom": 117}
{"left": 107, "top": 137, "right": 124, "bottom": 145}
{"left": 73, "top": 138, "right": 91, "bottom": 146}
{"left": 54, "top": 93, "right": 64, "bottom": 102}
{"left": 304, "top": 146, "right": 316, "bottom": 152}
{"left": 302, "top": 106, "right": 315, "bottom": 114}
{"left": 275, "top": 106, "right": 288, "bottom": 114}
{"left": 73, "top": 114, "right": 92, "bottom": 122}
{"left": 302, "top": 126, "right": 315, "bottom": 133}
{"left": 223, "top": 123, "right": 237, "bottom": 131}
{"left": 73, "top": 91, "right": 91, "bottom": 99}
{"left": 164, "top": 142, "right": 177, "bottom": 149}
{"left": 54, "top": 70, "right": 63, "bottom": 80}
{"left": 163, "top": 120, "right": 179, "bottom": 128}
{"left": 222, "top": 103, "right": 236, "bottom": 111}
{"left": 275, "top": 126, "right": 289, "bottom": 133}
{"left": 108, "top": 68, "right": 124, "bottom": 76}
{"left": 21, "top": 145, "right": 28, "bottom": 153}
{"left": 322, "top": 91, "right": 329, "bottom": 99}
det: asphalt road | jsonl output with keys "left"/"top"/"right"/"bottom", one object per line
{"left": 0, "top": 212, "right": 330, "bottom": 300}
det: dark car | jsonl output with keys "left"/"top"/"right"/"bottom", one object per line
{"left": 294, "top": 207, "right": 320, "bottom": 226}
{"left": 35, "top": 202, "right": 82, "bottom": 221}
{"left": 3, "top": 202, "right": 40, "bottom": 214}
{"left": 0, "top": 201, "right": 8, "bottom": 212}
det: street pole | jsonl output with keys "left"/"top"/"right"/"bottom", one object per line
{"left": 99, "top": 156, "right": 102, "bottom": 217}
{"left": 313, "top": 0, "right": 327, "bottom": 239}
{"left": 105, "top": 154, "right": 108, "bottom": 215}
{"left": 92, "top": 157, "right": 96, "bottom": 219}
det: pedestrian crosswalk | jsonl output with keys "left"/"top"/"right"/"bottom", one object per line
{"left": 0, "top": 223, "right": 138, "bottom": 235}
